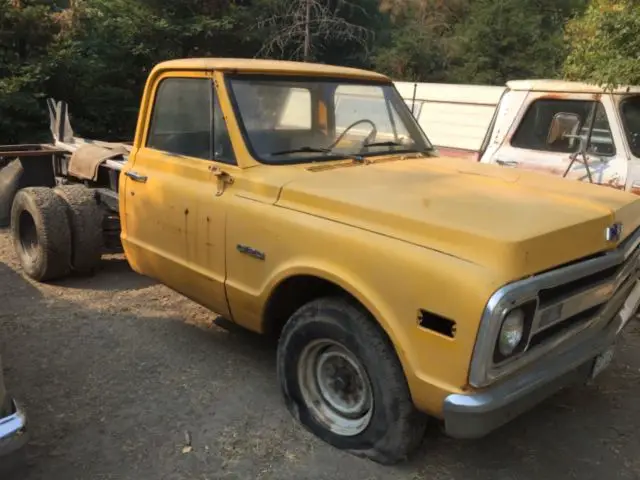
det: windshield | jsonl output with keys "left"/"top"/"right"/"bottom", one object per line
{"left": 226, "top": 75, "right": 433, "bottom": 164}
{"left": 621, "top": 95, "right": 640, "bottom": 158}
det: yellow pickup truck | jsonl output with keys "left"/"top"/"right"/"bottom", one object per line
{"left": 1, "top": 58, "right": 640, "bottom": 464}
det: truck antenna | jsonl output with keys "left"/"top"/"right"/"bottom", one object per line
{"left": 410, "top": 82, "right": 417, "bottom": 116}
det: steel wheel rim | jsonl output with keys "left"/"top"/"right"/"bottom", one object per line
{"left": 297, "top": 339, "right": 373, "bottom": 437}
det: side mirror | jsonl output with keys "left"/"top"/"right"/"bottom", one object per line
{"left": 547, "top": 112, "right": 582, "bottom": 151}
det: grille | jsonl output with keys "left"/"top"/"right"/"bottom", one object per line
{"left": 529, "top": 238, "right": 640, "bottom": 347}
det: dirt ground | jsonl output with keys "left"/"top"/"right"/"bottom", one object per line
{"left": 0, "top": 230, "right": 639, "bottom": 480}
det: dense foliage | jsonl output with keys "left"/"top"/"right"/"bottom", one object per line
{"left": 565, "top": 0, "right": 640, "bottom": 88}
{"left": 0, "top": 0, "right": 634, "bottom": 143}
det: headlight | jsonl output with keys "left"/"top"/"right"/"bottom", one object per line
{"left": 498, "top": 309, "right": 525, "bottom": 356}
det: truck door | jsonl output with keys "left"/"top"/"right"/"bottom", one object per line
{"left": 121, "top": 71, "right": 236, "bottom": 318}
{"left": 485, "top": 92, "right": 629, "bottom": 187}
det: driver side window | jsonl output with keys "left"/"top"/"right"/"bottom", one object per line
{"left": 147, "top": 78, "right": 212, "bottom": 160}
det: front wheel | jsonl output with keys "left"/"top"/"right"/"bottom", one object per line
{"left": 277, "top": 297, "right": 427, "bottom": 465}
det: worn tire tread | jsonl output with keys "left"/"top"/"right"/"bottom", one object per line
{"left": 278, "top": 296, "right": 427, "bottom": 465}
{"left": 54, "top": 185, "right": 103, "bottom": 274}
{"left": 0, "top": 159, "right": 24, "bottom": 228}
{"left": 11, "top": 187, "right": 72, "bottom": 281}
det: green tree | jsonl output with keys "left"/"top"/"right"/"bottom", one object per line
{"left": 373, "top": 0, "right": 468, "bottom": 81}
{"left": 448, "top": 0, "right": 587, "bottom": 85}
{"left": 564, "top": 0, "right": 640, "bottom": 88}
{"left": 0, "top": 0, "right": 60, "bottom": 143}
{"left": 49, "top": 0, "right": 250, "bottom": 140}
{"left": 0, "top": 0, "right": 597, "bottom": 144}
{"left": 253, "top": 0, "right": 375, "bottom": 63}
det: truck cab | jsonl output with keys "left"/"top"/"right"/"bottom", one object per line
{"left": 478, "top": 81, "right": 640, "bottom": 191}
{"left": 395, "top": 79, "right": 640, "bottom": 194}
{"left": 119, "top": 59, "right": 432, "bottom": 322}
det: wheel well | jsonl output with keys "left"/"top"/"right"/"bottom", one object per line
{"left": 263, "top": 275, "right": 358, "bottom": 339}
{"left": 263, "top": 275, "right": 413, "bottom": 404}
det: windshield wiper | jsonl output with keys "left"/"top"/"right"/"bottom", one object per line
{"left": 364, "top": 141, "right": 435, "bottom": 156}
{"left": 269, "top": 146, "right": 331, "bottom": 156}
{"left": 363, "top": 141, "right": 404, "bottom": 148}
{"left": 269, "top": 145, "right": 367, "bottom": 163}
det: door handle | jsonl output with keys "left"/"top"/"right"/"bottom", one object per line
{"left": 125, "top": 171, "right": 148, "bottom": 183}
{"left": 496, "top": 159, "right": 519, "bottom": 167}
{"left": 209, "top": 166, "right": 234, "bottom": 196}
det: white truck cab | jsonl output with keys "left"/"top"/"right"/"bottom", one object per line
{"left": 479, "top": 80, "right": 640, "bottom": 192}
{"left": 396, "top": 79, "right": 640, "bottom": 193}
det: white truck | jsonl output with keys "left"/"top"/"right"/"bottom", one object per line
{"left": 395, "top": 80, "right": 640, "bottom": 193}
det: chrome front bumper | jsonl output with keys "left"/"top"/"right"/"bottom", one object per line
{"left": 443, "top": 301, "right": 636, "bottom": 439}
{"left": 0, "top": 400, "right": 28, "bottom": 456}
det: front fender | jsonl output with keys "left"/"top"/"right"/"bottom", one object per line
{"left": 224, "top": 199, "right": 501, "bottom": 415}
{"left": 259, "top": 259, "right": 409, "bottom": 354}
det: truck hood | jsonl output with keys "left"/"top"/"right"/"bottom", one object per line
{"left": 276, "top": 156, "right": 640, "bottom": 279}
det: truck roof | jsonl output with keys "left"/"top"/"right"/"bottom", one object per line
{"left": 153, "top": 58, "right": 390, "bottom": 82}
{"left": 506, "top": 79, "right": 640, "bottom": 94}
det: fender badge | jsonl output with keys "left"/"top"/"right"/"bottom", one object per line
{"left": 237, "top": 244, "right": 266, "bottom": 261}
{"left": 605, "top": 222, "right": 623, "bottom": 242}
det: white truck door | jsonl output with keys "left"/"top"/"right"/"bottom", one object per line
{"left": 482, "top": 91, "right": 630, "bottom": 189}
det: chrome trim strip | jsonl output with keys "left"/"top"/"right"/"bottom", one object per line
{"left": 469, "top": 226, "right": 640, "bottom": 388}
{"left": 533, "top": 282, "right": 611, "bottom": 333}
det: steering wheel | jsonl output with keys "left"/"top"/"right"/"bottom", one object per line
{"left": 327, "top": 119, "right": 377, "bottom": 151}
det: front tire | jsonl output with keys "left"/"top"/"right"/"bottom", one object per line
{"left": 277, "top": 297, "right": 427, "bottom": 465}
{"left": 10, "top": 187, "right": 72, "bottom": 282}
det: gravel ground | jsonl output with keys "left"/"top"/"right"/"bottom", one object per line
{"left": 0, "top": 229, "right": 639, "bottom": 480}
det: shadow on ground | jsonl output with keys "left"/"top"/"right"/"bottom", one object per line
{"left": 50, "top": 256, "right": 157, "bottom": 292}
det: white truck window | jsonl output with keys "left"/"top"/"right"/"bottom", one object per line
{"left": 621, "top": 96, "right": 640, "bottom": 158}
{"left": 511, "top": 99, "right": 615, "bottom": 156}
